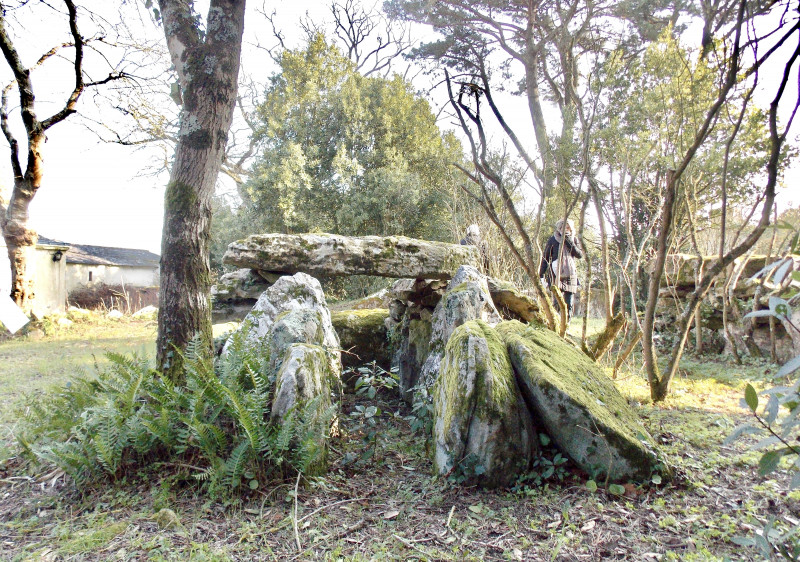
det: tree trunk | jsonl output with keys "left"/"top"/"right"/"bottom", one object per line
{"left": 0, "top": 0, "right": 93, "bottom": 316}
{"left": 156, "top": 0, "right": 246, "bottom": 381}
{"left": 1, "top": 159, "right": 43, "bottom": 314}
{"left": 4, "top": 234, "right": 36, "bottom": 310}
{"left": 642, "top": 170, "right": 677, "bottom": 402}
{"left": 591, "top": 181, "right": 614, "bottom": 322}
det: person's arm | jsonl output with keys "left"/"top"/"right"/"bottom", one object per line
{"left": 539, "top": 237, "right": 554, "bottom": 277}
{"left": 564, "top": 235, "right": 583, "bottom": 259}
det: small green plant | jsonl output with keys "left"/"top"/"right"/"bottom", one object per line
{"left": 729, "top": 239, "right": 800, "bottom": 559}
{"left": 346, "top": 404, "right": 383, "bottom": 464}
{"left": 350, "top": 362, "right": 398, "bottom": 399}
{"left": 18, "top": 332, "right": 337, "bottom": 497}
{"left": 446, "top": 453, "right": 486, "bottom": 485}
{"left": 406, "top": 383, "right": 434, "bottom": 436}
{"left": 512, "top": 433, "right": 570, "bottom": 493}
{"left": 343, "top": 362, "right": 399, "bottom": 465}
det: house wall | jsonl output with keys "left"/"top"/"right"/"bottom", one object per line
{"left": 0, "top": 239, "right": 67, "bottom": 316}
{"left": 33, "top": 250, "right": 67, "bottom": 317}
{"left": 66, "top": 264, "right": 159, "bottom": 291}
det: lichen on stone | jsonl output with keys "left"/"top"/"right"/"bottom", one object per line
{"left": 331, "top": 309, "right": 391, "bottom": 373}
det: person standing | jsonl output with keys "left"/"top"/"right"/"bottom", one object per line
{"left": 539, "top": 219, "right": 583, "bottom": 322}
{"left": 460, "top": 224, "right": 489, "bottom": 273}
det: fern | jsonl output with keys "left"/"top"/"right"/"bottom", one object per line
{"left": 18, "top": 332, "right": 337, "bottom": 497}
{"left": 223, "top": 439, "right": 253, "bottom": 489}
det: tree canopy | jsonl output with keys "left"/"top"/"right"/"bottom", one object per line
{"left": 237, "top": 34, "right": 463, "bottom": 242}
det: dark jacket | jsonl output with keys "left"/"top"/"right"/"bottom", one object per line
{"left": 461, "top": 234, "right": 489, "bottom": 272}
{"left": 539, "top": 233, "right": 583, "bottom": 293}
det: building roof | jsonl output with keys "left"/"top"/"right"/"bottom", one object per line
{"left": 38, "top": 236, "right": 160, "bottom": 267}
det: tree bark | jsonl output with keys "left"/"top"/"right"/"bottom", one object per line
{"left": 156, "top": 0, "right": 246, "bottom": 381}
{"left": 591, "top": 180, "right": 614, "bottom": 322}
{"left": 642, "top": 170, "right": 677, "bottom": 401}
{"left": 1, "top": 177, "right": 41, "bottom": 312}
{"left": 0, "top": 0, "right": 85, "bottom": 314}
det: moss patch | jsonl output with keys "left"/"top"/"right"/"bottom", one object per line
{"left": 496, "top": 320, "right": 670, "bottom": 483}
{"left": 59, "top": 521, "right": 128, "bottom": 555}
{"left": 439, "top": 321, "right": 516, "bottom": 433}
{"left": 434, "top": 320, "right": 534, "bottom": 487}
{"left": 331, "top": 309, "right": 391, "bottom": 372}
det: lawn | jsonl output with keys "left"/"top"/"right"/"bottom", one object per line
{"left": 0, "top": 316, "right": 156, "bottom": 444}
{"left": 0, "top": 316, "right": 795, "bottom": 561}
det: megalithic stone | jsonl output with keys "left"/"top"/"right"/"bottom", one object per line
{"left": 223, "top": 233, "right": 481, "bottom": 280}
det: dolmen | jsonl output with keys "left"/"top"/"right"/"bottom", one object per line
{"left": 216, "top": 233, "right": 670, "bottom": 488}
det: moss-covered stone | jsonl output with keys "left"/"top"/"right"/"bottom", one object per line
{"left": 419, "top": 268, "right": 502, "bottom": 390}
{"left": 223, "top": 233, "right": 481, "bottom": 279}
{"left": 268, "top": 307, "right": 341, "bottom": 395}
{"left": 211, "top": 268, "right": 272, "bottom": 302}
{"left": 496, "top": 320, "right": 671, "bottom": 483}
{"left": 330, "top": 288, "right": 391, "bottom": 312}
{"left": 397, "top": 305, "right": 434, "bottom": 400}
{"left": 270, "top": 343, "right": 333, "bottom": 476}
{"left": 433, "top": 320, "right": 536, "bottom": 488}
{"left": 487, "top": 277, "right": 544, "bottom": 324}
{"left": 331, "top": 309, "right": 391, "bottom": 376}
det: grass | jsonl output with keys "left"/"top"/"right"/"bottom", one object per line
{"left": 0, "top": 314, "right": 797, "bottom": 560}
{"left": 0, "top": 316, "right": 156, "bottom": 429}
{"left": 0, "top": 315, "right": 157, "bottom": 470}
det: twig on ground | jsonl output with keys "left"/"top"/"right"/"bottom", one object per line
{"left": 393, "top": 533, "right": 433, "bottom": 557}
{"left": 316, "top": 518, "right": 367, "bottom": 542}
{"left": 445, "top": 505, "right": 455, "bottom": 528}
{"left": 297, "top": 497, "right": 367, "bottom": 523}
{"left": 293, "top": 471, "right": 302, "bottom": 552}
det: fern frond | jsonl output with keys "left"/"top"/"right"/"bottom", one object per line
{"left": 223, "top": 439, "right": 253, "bottom": 489}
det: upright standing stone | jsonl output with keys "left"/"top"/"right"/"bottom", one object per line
{"left": 433, "top": 320, "right": 536, "bottom": 487}
{"left": 223, "top": 272, "right": 339, "bottom": 358}
{"left": 419, "top": 266, "right": 502, "bottom": 389}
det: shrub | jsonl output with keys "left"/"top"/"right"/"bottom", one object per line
{"left": 18, "top": 333, "right": 337, "bottom": 497}
{"left": 68, "top": 283, "right": 158, "bottom": 313}
{"left": 728, "top": 236, "right": 800, "bottom": 559}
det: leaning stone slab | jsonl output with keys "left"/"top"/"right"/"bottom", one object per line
{"left": 487, "top": 278, "right": 543, "bottom": 324}
{"left": 497, "top": 320, "right": 670, "bottom": 483}
{"left": 330, "top": 289, "right": 392, "bottom": 312}
{"left": 433, "top": 320, "right": 536, "bottom": 488}
{"left": 418, "top": 266, "right": 502, "bottom": 390}
{"left": 211, "top": 269, "right": 276, "bottom": 322}
{"left": 224, "top": 233, "right": 481, "bottom": 280}
{"left": 212, "top": 268, "right": 273, "bottom": 302}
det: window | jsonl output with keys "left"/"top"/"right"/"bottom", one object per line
{"left": 88, "top": 271, "right": 92, "bottom": 282}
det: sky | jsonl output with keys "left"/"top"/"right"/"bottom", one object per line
{"left": 1, "top": 0, "right": 331, "bottom": 254}
{"left": 1, "top": 0, "right": 798, "bottom": 257}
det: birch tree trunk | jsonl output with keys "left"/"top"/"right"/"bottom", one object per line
{"left": 155, "top": 0, "right": 246, "bottom": 381}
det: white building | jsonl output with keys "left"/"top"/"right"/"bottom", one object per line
{"left": 0, "top": 237, "right": 71, "bottom": 317}
{"left": 2, "top": 236, "right": 160, "bottom": 318}
{"left": 38, "top": 237, "right": 161, "bottom": 292}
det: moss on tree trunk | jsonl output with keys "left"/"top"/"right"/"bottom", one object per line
{"left": 155, "top": 0, "right": 246, "bottom": 382}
